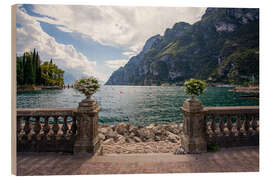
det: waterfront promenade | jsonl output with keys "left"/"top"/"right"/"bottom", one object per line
{"left": 15, "top": 92, "right": 259, "bottom": 175}
{"left": 17, "top": 146, "right": 259, "bottom": 175}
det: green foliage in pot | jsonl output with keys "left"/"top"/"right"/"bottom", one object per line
{"left": 184, "top": 79, "right": 206, "bottom": 96}
{"left": 74, "top": 76, "right": 101, "bottom": 97}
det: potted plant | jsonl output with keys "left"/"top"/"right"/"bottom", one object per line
{"left": 74, "top": 76, "right": 101, "bottom": 99}
{"left": 73, "top": 76, "right": 102, "bottom": 154}
{"left": 184, "top": 79, "right": 206, "bottom": 100}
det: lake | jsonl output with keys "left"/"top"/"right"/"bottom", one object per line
{"left": 17, "top": 86, "right": 259, "bottom": 125}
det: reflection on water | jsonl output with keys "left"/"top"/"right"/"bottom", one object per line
{"left": 17, "top": 86, "right": 259, "bottom": 125}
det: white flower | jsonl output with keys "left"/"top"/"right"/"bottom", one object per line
{"left": 74, "top": 76, "right": 100, "bottom": 97}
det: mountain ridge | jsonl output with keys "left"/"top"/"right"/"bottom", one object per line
{"left": 105, "top": 8, "right": 259, "bottom": 86}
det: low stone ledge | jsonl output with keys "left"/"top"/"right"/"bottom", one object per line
{"left": 204, "top": 106, "right": 259, "bottom": 115}
{"left": 17, "top": 108, "right": 77, "bottom": 117}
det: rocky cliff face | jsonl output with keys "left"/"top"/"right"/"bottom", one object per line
{"left": 105, "top": 8, "right": 259, "bottom": 85}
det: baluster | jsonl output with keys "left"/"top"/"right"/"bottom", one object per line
{"left": 236, "top": 115, "right": 243, "bottom": 136}
{"left": 205, "top": 115, "right": 210, "bottom": 134}
{"left": 211, "top": 115, "right": 216, "bottom": 136}
{"left": 244, "top": 114, "right": 251, "bottom": 135}
{"left": 17, "top": 116, "right": 22, "bottom": 137}
{"left": 70, "top": 116, "right": 77, "bottom": 135}
{"left": 42, "top": 116, "right": 50, "bottom": 140}
{"left": 219, "top": 115, "right": 225, "bottom": 136}
{"left": 34, "top": 116, "right": 41, "bottom": 138}
{"left": 61, "top": 116, "right": 68, "bottom": 139}
{"left": 226, "top": 115, "right": 233, "bottom": 136}
{"left": 251, "top": 114, "right": 258, "bottom": 134}
{"left": 23, "top": 117, "right": 31, "bottom": 140}
{"left": 52, "top": 116, "right": 60, "bottom": 137}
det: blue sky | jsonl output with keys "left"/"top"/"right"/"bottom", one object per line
{"left": 16, "top": 4, "right": 205, "bottom": 84}
{"left": 38, "top": 21, "right": 128, "bottom": 78}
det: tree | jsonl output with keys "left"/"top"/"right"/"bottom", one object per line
{"left": 32, "top": 49, "right": 37, "bottom": 83}
{"left": 16, "top": 56, "right": 24, "bottom": 85}
{"left": 24, "top": 53, "right": 35, "bottom": 84}
{"left": 16, "top": 49, "right": 64, "bottom": 86}
{"left": 35, "top": 52, "right": 42, "bottom": 85}
{"left": 41, "top": 60, "right": 64, "bottom": 86}
{"left": 22, "top": 53, "right": 27, "bottom": 84}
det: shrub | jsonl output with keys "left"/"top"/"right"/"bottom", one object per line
{"left": 184, "top": 79, "right": 206, "bottom": 96}
{"left": 74, "top": 76, "right": 101, "bottom": 97}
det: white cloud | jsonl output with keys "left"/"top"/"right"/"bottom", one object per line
{"left": 30, "top": 5, "right": 206, "bottom": 55}
{"left": 105, "top": 59, "right": 128, "bottom": 70}
{"left": 16, "top": 5, "right": 206, "bottom": 82}
{"left": 122, "top": 51, "right": 137, "bottom": 59}
{"left": 16, "top": 6, "right": 108, "bottom": 82}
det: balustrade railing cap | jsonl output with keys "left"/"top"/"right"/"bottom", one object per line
{"left": 17, "top": 108, "right": 76, "bottom": 116}
{"left": 204, "top": 106, "right": 259, "bottom": 115}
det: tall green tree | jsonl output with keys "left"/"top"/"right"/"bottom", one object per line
{"left": 36, "top": 52, "right": 42, "bottom": 85}
{"left": 17, "top": 49, "right": 64, "bottom": 86}
{"left": 22, "top": 53, "right": 27, "bottom": 84}
{"left": 16, "top": 56, "right": 24, "bottom": 85}
{"left": 32, "top": 49, "right": 37, "bottom": 83}
{"left": 24, "top": 53, "right": 35, "bottom": 84}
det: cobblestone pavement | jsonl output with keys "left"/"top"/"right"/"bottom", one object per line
{"left": 16, "top": 146, "right": 259, "bottom": 176}
{"left": 103, "top": 141, "right": 181, "bottom": 154}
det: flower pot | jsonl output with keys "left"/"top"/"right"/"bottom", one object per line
{"left": 190, "top": 94, "right": 196, "bottom": 101}
{"left": 86, "top": 93, "right": 94, "bottom": 100}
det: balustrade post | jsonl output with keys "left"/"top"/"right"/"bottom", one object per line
{"left": 73, "top": 97, "right": 101, "bottom": 155}
{"left": 179, "top": 97, "right": 207, "bottom": 153}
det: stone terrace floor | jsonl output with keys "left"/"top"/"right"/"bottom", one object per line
{"left": 17, "top": 146, "right": 259, "bottom": 176}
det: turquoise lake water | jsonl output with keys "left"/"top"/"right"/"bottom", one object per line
{"left": 17, "top": 86, "right": 259, "bottom": 125}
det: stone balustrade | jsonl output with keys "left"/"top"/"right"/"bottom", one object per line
{"left": 17, "top": 108, "right": 77, "bottom": 153}
{"left": 17, "top": 97, "right": 259, "bottom": 155}
{"left": 16, "top": 98, "right": 101, "bottom": 155}
{"left": 179, "top": 96, "right": 259, "bottom": 154}
{"left": 205, "top": 106, "right": 259, "bottom": 147}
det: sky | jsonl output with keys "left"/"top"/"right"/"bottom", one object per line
{"left": 16, "top": 4, "right": 206, "bottom": 84}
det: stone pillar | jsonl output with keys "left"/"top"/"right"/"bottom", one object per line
{"left": 74, "top": 97, "right": 101, "bottom": 155}
{"left": 180, "top": 97, "right": 207, "bottom": 153}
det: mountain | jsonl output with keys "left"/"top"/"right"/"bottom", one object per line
{"left": 105, "top": 8, "right": 259, "bottom": 86}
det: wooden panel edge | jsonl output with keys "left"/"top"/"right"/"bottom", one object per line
{"left": 11, "top": 4, "right": 17, "bottom": 176}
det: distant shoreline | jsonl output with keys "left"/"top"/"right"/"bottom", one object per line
{"left": 104, "top": 83, "right": 235, "bottom": 87}
{"left": 17, "top": 85, "right": 64, "bottom": 91}
{"left": 228, "top": 86, "right": 259, "bottom": 93}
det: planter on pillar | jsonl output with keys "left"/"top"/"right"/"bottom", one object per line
{"left": 73, "top": 97, "right": 101, "bottom": 155}
{"left": 178, "top": 96, "right": 207, "bottom": 154}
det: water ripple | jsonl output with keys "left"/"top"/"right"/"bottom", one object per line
{"left": 17, "top": 86, "right": 259, "bottom": 125}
